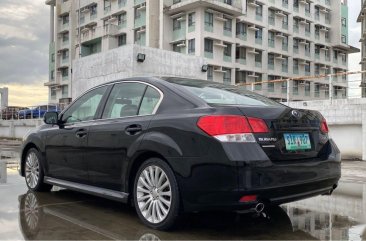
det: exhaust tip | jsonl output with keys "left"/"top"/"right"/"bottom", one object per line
{"left": 255, "top": 203, "right": 265, "bottom": 213}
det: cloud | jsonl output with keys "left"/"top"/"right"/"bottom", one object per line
{"left": 0, "top": 0, "right": 49, "bottom": 88}
{"left": 1, "top": 81, "right": 48, "bottom": 107}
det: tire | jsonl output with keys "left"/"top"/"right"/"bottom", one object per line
{"left": 24, "top": 148, "right": 53, "bottom": 192}
{"left": 133, "top": 158, "right": 180, "bottom": 230}
{"left": 19, "top": 192, "right": 44, "bottom": 239}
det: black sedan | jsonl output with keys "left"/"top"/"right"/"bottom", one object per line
{"left": 19, "top": 77, "right": 341, "bottom": 230}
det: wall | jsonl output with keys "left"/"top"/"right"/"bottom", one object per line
{"left": 0, "top": 120, "right": 43, "bottom": 139}
{"left": 286, "top": 98, "right": 366, "bottom": 160}
{"left": 72, "top": 44, "right": 207, "bottom": 98}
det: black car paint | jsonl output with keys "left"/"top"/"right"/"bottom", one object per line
{"left": 20, "top": 77, "right": 341, "bottom": 212}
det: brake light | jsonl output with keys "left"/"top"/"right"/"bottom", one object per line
{"left": 320, "top": 118, "right": 329, "bottom": 134}
{"left": 248, "top": 117, "right": 269, "bottom": 133}
{"left": 197, "top": 115, "right": 269, "bottom": 143}
{"left": 239, "top": 195, "right": 257, "bottom": 203}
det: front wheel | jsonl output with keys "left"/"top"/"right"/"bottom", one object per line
{"left": 133, "top": 158, "right": 180, "bottom": 230}
{"left": 24, "top": 148, "right": 53, "bottom": 192}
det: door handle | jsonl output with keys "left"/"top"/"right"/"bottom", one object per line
{"left": 75, "top": 129, "right": 87, "bottom": 138}
{"left": 125, "top": 124, "right": 142, "bottom": 136}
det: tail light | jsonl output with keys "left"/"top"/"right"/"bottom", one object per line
{"left": 197, "top": 115, "right": 269, "bottom": 143}
{"left": 320, "top": 118, "right": 329, "bottom": 134}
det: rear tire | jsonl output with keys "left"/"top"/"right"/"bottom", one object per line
{"left": 133, "top": 158, "right": 180, "bottom": 230}
{"left": 24, "top": 148, "right": 53, "bottom": 192}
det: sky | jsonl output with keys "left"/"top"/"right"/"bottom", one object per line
{"left": 0, "top": 0, "right": 363, "bottom": 106}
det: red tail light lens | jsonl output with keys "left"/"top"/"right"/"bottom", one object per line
{"left": 197, "top": 115, "right": 252, "bottom": 136}
{"left": 247, "top": 117, "right": 269, "bottom": 133}
{"left": 320, "top": 118, "right": 329, "bottom": 133}
{"left": 197, "top": 115, "right": 269, "bottom": 143}
{"left": 239, "top": 195, "right": 257, "bottom": 203}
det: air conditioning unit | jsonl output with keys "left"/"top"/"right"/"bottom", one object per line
{"left": 81, "top": 7, "right": 90, "bottom": 13}
{"left": 299, "top": 61, "right": 307, "bottom": 65}
{"left": 137, "top": 2, "right": 146, "bottom": 11}
{"left": 248, "top": 72, "right": 258, "bottom": 78}
{"left": 298, "top": 80, "right": 306, "bottom": 85}
{"left": 299, "top": 40, "right": 307, "bottom": 45}
{"left": 320, "top": 26, "right": 328, "bottom": 32}
{"left": 248, "top": 48, "right": 259, "bottom": 54}
{"left": 276, "top": 32, "right": 285, "bottom": 38}
{"left": 108, "top": 16, "right": 118, "bottom": 22}
{"left": 248, "top": 25, "right": 259, "bottom": 31}
{"left": 275, "top": 54, "right": 284, "bottom": 60}
{"left": 248, "top": 0, "right": 259, "bottom": 7}
{"left": 299, "top": 0, "right": 307, "bottom": 4}
{"left": 321, "top": 65, "right": 328, "bottom": 69}
{"left": 300, "top": 19, "right": 307, "bottom": 25}
{"left": 275, "top": 11, "right": 285, "bottom": 17}
{"left": 320, "top": 8, "right": 328, "bottom": 13}
{"left": 177, "top": 40, "right": 186, "bottom": 47}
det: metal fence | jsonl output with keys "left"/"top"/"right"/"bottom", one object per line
{"left": 0, "top": 104, "right": 67, "bottom": 120}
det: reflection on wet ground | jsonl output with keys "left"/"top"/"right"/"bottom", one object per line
{"left": 1, "top": 169, "right": 366, "bottom": 240}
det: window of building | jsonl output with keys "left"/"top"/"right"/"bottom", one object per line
{"left": 268, "top": 31, "right": 275, "bottom": 47}
{"left": 51, "top": 88, "right": 56, "bottom": 99}
{"left": 172, "top": 43, "right": 181, "bottom": 53}
{"left": 207, "top": 65, "right": 213, "bottom": 80}
{"left": 62, "top": 50, "right": 69, "bottom": 60}
{"left": 268, "top": 9, "right": 275, "bottom": 25}
{"left": 61, "top": 68, "right": 68, "bottom": 77}
{"left": 223, "top": 17, "right": 232, "bottom": 31}
{"left": 325, "top": 31, "right": 330, "bottom": 41}
{"left": 224, "top": 42, "right": 231, "bottom": 56}
{"left": 173, "top": 18, "right": 181, "bottom": 30}
{"left": 223, "top": 68, "right": 231, "bottom": 84}
{"left": 118, "top": 12, "right": 127, "bottom": 26}
{"left": 236, "top": 22, "right": 247, "bottom": 35}
{"left": 293, "top": 81, "right": 299, "bottom": 95}
{"left": 293, "top": 0, "right": 299, "bottom": 8}
{"left": 293, "top": 38, "right": 299, "bottom": 50}
{"left": 134, "top": 7, "right": 141, "bottom": 18}
{"left": 255, "top": 4, "right": 263, "bottom": 17}
{"left": 255, "top": 50, "right": 262, "bottom": 64}
{"left": 236, "top": 47, "right": 246, "bottom": 60}
{"left": 91, "top": 4, "right": 97, "bottom": 16}
{"left": 305, "top": 2, "right": 311, "bottom": 14}
{"left": 51, "top": 53, "right": 55, "bottom": 62}
{"left": 268, "top": 53, "right": 275, "bottom": 66}
{"left": 204, "top": 38, "right": 213, "bottom": 53}
{"left": 305, "top": 62, "right": 311, "bottom": 73}
{"left": 341, "top": 35, "right": 347, "bottom": 44}
{"left": 315, "top": 6, "right": 320, "bottom": 18}
{"left": 188, "top": 12, "right": 195, "bottom": 26}
{"left": 104, "top": 0, "right": 111, "bottom": 12}
{"left": 282, "top": 35, "right": 288, "bottom": 50}
{"left": 62, "top": 14, "right": 69, "bottom": 24}
{"left": 118, "top": 34, "right": 126, "bottom": 46}
{"left": 62, "top": 32, "right": 69, "bottom": 42}
{"left": 341, "top": 17, "right": 347, "bottom": 27}
{"left": 255, "top": 28, "right": 263, "bottom": 40}
{"left": 50, "top": 70, "right": 54, "bottom": 80}
{"left": 204, "top": 12, "right": 213, "bottom": 27}
{"left": 282, "top": 57, "right": 288, "bottom": 71}
{"left": 334, "top": 50, "right": 338, "bottom": 60}
{"left": 188, "top": 39, "right": 195, "bottom": 54}
{"left": 305, "top": 22, "right": 311, "bottom": 33}
{"left": 282, "top": 14, "right": 288, "bottom": 28}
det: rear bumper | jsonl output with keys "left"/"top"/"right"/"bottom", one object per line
{"left": 175, "top": 139, "right": 341, "bottom": 212}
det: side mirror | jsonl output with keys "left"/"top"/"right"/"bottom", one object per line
{"left": 44, "top": 112, "right": 59, "bottom": 125}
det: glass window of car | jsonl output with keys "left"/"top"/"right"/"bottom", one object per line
{"left": 165, "top": 78, "right": 283, "bottom": 107}
{"left": 102, "top": 82, "right": 146, "bottom": 119}
{"left": 139, "top": 86, "right": 161, "bottom": 115}
{"left": 62, "top": 86, "right": 108, "bottom": 123}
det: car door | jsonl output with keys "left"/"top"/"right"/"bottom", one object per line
{"left": 45, "top": 85, "right": 109, "bottom": 184}
{"left": 86, "top": 82, "right": 163, "bottom": 191}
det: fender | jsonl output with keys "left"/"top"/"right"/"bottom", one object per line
{"left": 137, "top": 131, "right": 183, "bottom": 157}
{"left": 20, "top": 133, "right": 46, "bottom": 176}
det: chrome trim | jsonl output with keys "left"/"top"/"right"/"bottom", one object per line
{"left": 44, "top": 177, "right": 129, "bottom": 202}
{"left": 61, "top": 80, "right": 164, "bottom": 125}
{"left": 261, "top": 145, "right": 276, "bottom": 148}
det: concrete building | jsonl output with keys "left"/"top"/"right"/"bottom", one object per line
{"left": 358, "top": 0, "right": 366, "bottom": 98}
{"left": 45, "top": 0, "right": 357, "bottom": 105}
{"left": 0, "top": 88, "right": 8, "bottom": 109}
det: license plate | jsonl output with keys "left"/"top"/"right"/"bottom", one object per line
{"left": 284, "top": 133, "right": 311, "bottom": 151}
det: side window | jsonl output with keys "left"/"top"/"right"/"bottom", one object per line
{"left": 102, "top": 83, "right": 146, "bottom": 119}
{"left": 62, "top": 86, "right": 108, "bottom": 123}
{"left": 139, "top": 86, "right": 161, "bottom": 115}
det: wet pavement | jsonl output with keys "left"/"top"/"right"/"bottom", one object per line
{"left": 1, "top": 142, "right": 366, "bottom": 240}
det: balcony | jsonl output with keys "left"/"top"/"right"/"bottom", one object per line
{"left": 268, "top": 63, "right": 274, "bottom": 70}
{"left": 224, "top": 29, "right": 232, "bottom": 37}
{"left": 268, "top": 17, "right": 275, "bottom": 26}
{"left": 204, "top": 51, "right": 213, "bottom": 59}
{"left": 236, "top": 33, "right": 247, "bottom": 41}
{"left": 268, "top": 40, "right": 275, "bottom": 48}
{"left": 166, "top": 0, "right": 243, "bottom": 16}
{"left": 236, "top": 58, "right": 246, "bottom": 65}
{"left": 79, "top": 0, "right": 97, "bottom": 9}
{"left": 80, "top": 27, "right": 103, "bottom": 43}
{"left": 255, "top": 38, "right": 262, "bottom": 45}
{"left": 223, "top": 55, "right": 232, "bottom": 62}
{"left": 204, "top": 23, "right": 213, "bottom": 32}
{"left": 173, "top": 27, "right": 186, "bottom": 41}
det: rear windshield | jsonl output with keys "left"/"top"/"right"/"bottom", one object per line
{"left": 165, "top": 78, "right": 283, "bottom": 107}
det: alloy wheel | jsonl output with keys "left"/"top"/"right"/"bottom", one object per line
{"left": 136, "top": 165, "right": 172, "bottom": 224}
{"left": 25, "top": 152, "right": 40, "bottom": 189}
